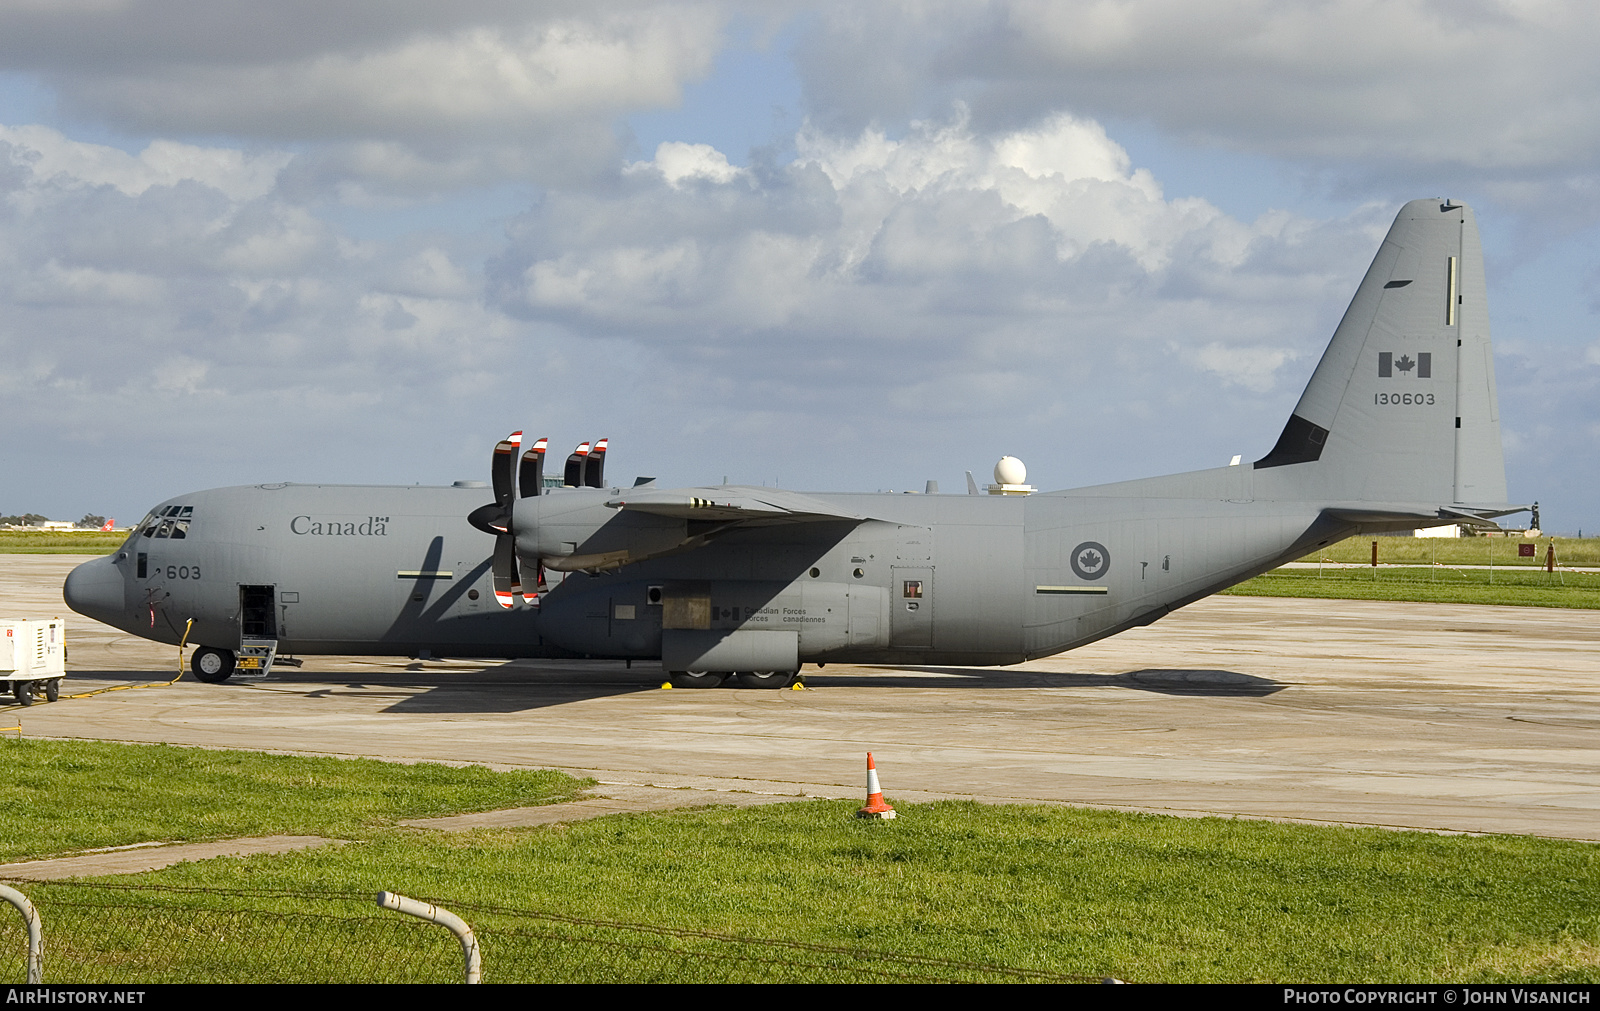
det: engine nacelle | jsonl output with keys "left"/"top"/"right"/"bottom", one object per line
{"left": 513, "top": 489, "right": 688, "bottom": 572}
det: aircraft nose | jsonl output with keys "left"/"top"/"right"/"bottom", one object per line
{"left": 64, "top": 555, "right": 128, "bottom": 624}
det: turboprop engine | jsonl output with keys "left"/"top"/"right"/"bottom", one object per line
{"left": 512, "top": 491, "right": 687, "bottom": 574}
{"left": 467, "top": 431, "right": 700, "bottom": 607}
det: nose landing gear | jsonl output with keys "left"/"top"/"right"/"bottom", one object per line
{"left": 191, "top": 647, "right": 236, "bottom": 683}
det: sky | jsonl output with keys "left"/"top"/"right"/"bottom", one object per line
{"left": 1, "top": 1, "right": 1597, "bottom": 533}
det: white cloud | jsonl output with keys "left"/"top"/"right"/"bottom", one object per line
{"left": 800, "top": 1, "right": 1600, "bottom": 172}
{"left": 797, "top": 109, "right": 1227, "bottom": 271}
{"left": 499, "top": 111, "right": 1358, "bottom": 332}
{"left": 0, "top": 120, "right": 533, "bottom": 511}
{"left": 72, "top": 12, "right": 718, "bottom": 140}
{"left": 0, "top": 124, "right": 290, "bottom": 200}
{"left": 0, "top": 3, "right": 729, "bottom": 197}
{"left": 633, "top": 141, "right": 747, "bottom": 187}
{"left": 1192, "top": 342, "right": 1295, "bottom": 393}
{"left": 491, "top": 110, "right": 1377, "bottom": 481}
{"left": 0, "top": 3, "right": 752, "bottom": 209}
{"left": 13, "top": 260, "right": 166, "bottom": 306}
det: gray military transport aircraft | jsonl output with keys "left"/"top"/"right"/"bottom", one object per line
{"left": 63, "top": 199, "right": 1522, "bottom": 688}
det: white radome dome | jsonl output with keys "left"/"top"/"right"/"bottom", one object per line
{"left": 994, "top": 456, "right": 1026, "bottom": 486}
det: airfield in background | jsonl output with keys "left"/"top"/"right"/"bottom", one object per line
{"left": 6, "top": 554, "right": 1599, "bottom": 843}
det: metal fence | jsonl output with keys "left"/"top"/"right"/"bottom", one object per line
{"left": 1, "top": 882, "right": 1108, "bottom": 984}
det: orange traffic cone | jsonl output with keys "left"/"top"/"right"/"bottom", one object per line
{"left": 856, "top": 752, "right": 896, "bottom": 819}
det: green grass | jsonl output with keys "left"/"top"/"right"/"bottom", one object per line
{"left": 0, "top": 531, "right": 125, "bottom": 554}
{"left": 1, "top": 740, "right": 1596, "bottom": 982}
{"left": 1226, "top": 565, "right": 1600, "bottom": 609}
{"left": 12, "top": 803, "right": 1598, "bottom": 983}
{"left": 0, "top": 739, "right": 588, "bottom": 862}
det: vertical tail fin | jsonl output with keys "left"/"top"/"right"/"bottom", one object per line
{"left": 1256, "top": 199, "right": 1507, "bottom": 507}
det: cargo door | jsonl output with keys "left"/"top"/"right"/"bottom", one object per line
{"left": 239, "top": 584, "right": 278, "bottom": 639}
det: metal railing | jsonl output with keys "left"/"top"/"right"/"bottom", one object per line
{"left": 1, "top": 881, "right": 1113, "bottom": 984}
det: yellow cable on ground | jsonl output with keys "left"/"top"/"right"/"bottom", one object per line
{"left": 59, "top": 618, "right": 192, "bottom": 700}
{"left": 2, "top": 618, "right": 203, "bottom": 716}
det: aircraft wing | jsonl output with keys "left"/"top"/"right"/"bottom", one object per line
{"left": 605, "top": 486, "right": 865, "bottom": 524}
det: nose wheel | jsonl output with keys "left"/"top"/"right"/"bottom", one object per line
{"left": 191, "top": 647, "right": 237, "bottom": 683}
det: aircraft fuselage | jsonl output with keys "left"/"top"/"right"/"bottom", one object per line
{"left": 66, "top": 476, "right": 1337, "bottom": 667}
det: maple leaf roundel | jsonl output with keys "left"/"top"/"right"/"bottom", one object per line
{"left": 1070, "top": 541, "right": 1111, "bottom": 580}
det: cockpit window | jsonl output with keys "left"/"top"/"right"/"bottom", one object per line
{"left": 140, "top": 506, "right": 194, "bottom": 539}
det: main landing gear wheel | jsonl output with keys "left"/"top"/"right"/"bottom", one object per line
{"left": 191, "top": 647, "right": 237, "bottom": 684}
{"left": 669, "top": 671, "right": 727, "bottom": 689}
{"left": 735, "top": 670, "right": 794, "bottom": 689}
{"left": 12, "top": 681, "right": 34, "bottom": 706}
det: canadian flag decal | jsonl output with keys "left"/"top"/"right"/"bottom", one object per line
{"left": 1378, "top": 352, "right": 1431, "bottom": 378}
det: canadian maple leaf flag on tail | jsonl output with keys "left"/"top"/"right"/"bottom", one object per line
{"left": 1378, "top": 352, "right": 1431, "bottom": 378}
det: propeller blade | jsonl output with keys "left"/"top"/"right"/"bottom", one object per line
{"left": 519, "top": 437, "right": 548, "bottom": 499}
{"left": 585, "top": 438, "right": 608, "bottom": 488}
{"left": 492, "top": 534, "right": 519, "bottom": 608}
{"left": 491, "top": 431, "right": 522, "bottom": 507}
{"left": 564, "top": 441, "right": 591, "bottom": 488}
{"left": 523, "top": 562, "right": 544, "bottom": 606}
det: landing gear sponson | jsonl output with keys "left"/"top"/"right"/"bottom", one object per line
{"left": 668, "top": 670, "right": 797, "bottom": 689}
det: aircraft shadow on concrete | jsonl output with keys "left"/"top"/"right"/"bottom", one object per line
{"left": 282, "top": 663, "right": 661, "bottom": 714}
{"left": 60, "top": 664, "right": 658, "bottom": 714}
{"left": 372, "top": 673, "right": 654, "bottom": 713}
{"left": 368, "top": 663, "right": 1286, "bottom": 710}
{"left": 868, "top": 666, "right": 1288, "bottom": 697}
{"left": 62, "top": 662, "right": 1283, "bottom": 712}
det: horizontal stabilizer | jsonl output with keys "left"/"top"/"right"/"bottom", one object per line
{"left": 1322, "top": 502, "right": 1528, "bottom": 531}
